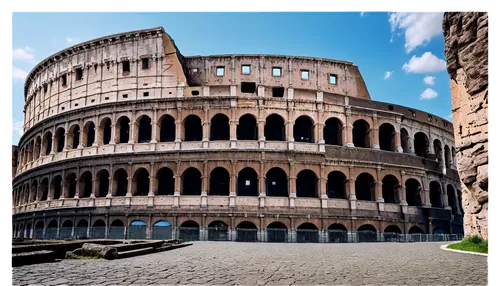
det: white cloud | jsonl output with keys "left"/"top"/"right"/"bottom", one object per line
{"left": 448, "top": 113, "right": 453, "bottom": 119}
{"left": 66, "top": 37, "right": 80, "bottom": 44}
{"left": 384, "top": 71, "right": 393, "bottom": 80}
{"left": 12, "top": 120, "right": 24, "bottom": 143}
{"left": 12, "top": 46, "right": 35, "bottom": 63}
{"left": 389, "top": 12, "right": 443, "bottom": 53}
{"left": 420, "top": 88, "right": 438, "bottom": 100}
{"left": 423, "top": 76, "right": 436, "bottom": 86}
{"left": 402, "top": 52, "right": 447, "bottom": 74}
{"left": 12, "top": 67, "right": 28, "bottom": 80}
{"left": 360, "top": 12, "right": 365, "bottom": 17}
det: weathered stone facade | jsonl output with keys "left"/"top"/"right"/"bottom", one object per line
{"left": 443, "top": 12, "right": 488, "bottom": 239}
{"left": 12, "top": 27, "right": 463, "bottom": 241}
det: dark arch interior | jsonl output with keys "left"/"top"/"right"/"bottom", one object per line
{"left": 297, "top": 223, "right": 318, "bottom": 230}
{"left": 445, "top": 145, "right": 451, "bottom": 168}
{"left": 296, "top": 170, "right": 317, "bottom": 198}
{"left": 134, "top": 168, "right": 150, "bottom": 196}
{"left": 72, "top": 126, "right": 80, "bottom": 149}
{"left": 400, "top": 128, "right": 410, "bottom": 153}
{"left": 208, "top": 220, "right": 228, "bottom": 228}
{"left": 447, "top": 185, "right": 457, "bottom": 214}
{"left": 434, "top": 139, "right": 443, "bottom": 165}
{"left": 111, "top": 220, "right": 125, "bottom": 227}
{"left": 114, "top": 169, "right": 128, "bottom": 196}
{"left": 296, "top": 223, "right": 319, "bottom": 243}
{"left": 209, "top": 167, "right": 230, "bottom": 196}
{"left": 138, "top": 116, "right": 152, "bottom": 143}
{"left": 35, "top": 221, "right": 44, "bottom": 229}
{"left": 430, "top": 181, "right": 442, "bottom": 208}
{"left": 358, "top": 224, "right": 377, "bottom": 232}
{"left": 93, "top": 220, "right": 106, "bottom": 227}
{"left": 379, "top": 123, "right": 395, "bottom": 151}
{"left": 405, "top": 179, "right": 422, "bottom": 206}
{"left": 47, "top": 220, "right": 58, "bottom": 228}
{"left": 40, "top": 179, "right": 49, "bottom": 201}
{"left": 80, "top": 171, "right": 93, "bottom": 198}
{"left": 56, "top": 128, "right": 65, "bottom": 152}
{"left": 382, "top": 175, "right": 399, "bottom": 204}
{"left": 157, "top": 167, "right": 175, "bottom": 195}
{"left": 210, "top": 114, "right": 230, "bottom": 141}
{"left": 180, "top": 220, "right": 200, "bottom": 228}
{"left": 52, "top": 176, "right": 62, "bottom": 200}
{"left": 182, "top": 168, "right": 202, "bottom": 195}
{"left": 327, "top": 171, "right": 346, "bottom": 199}
{"left": 353, "top": 120, "right": 370, "bottom": 148}
{"left": 266, "top": 167, "right": 288, "bottom": 197}
{"left": 265, "top": 114, "right": 285, "bottom": 141}
{"left": 267, "top": 222, "right": 287, "bottom": 229}
{"left": 101, "top": 118, "right": 112, "bottom": 145}
{"left": 414, "top": 132, "right": 429, "bottom": 158}
{"left": 237, "top": 167, "right": 258, "bottom": 196}
{"left": 184, "top": 115, "right": 202, "bottom": 141}
{"left": 97, "top": 170, "right": 110, "bottom": 197}
{"left": 237, "top": 221, "right": 258, "bottom": 229}
{"left": 324, "top": 117, "right": 343, "bottom": 146}
{"left": 118, "top": 117, "right": 130, "bottom": 143}
{"left": 160, "top": 115, "right": 175, "bottom": 142}
{"left": 294, "top": 116, "right": 314, "bottom": 143}
{"left": 44, "top": 132, "right": 53, "bottom": 155}
{"left": 328, "top": 224, "right": 347, "bottom": 231}
{"left": 237, "top": 114, "right": 257, "bottom": 140}
{"left": 384, "top": 225, "right": 402, "bottom": 233}
{"left": 86, "top": 122, "right": 96, "bottom": 147}
{"left": 62, "top": 220, "right": 73, "bottom": 228}
{"left": 77, "top": 220, "right": 89, "bottom": 228}
{"left": 408, "top": 226, "right": 425, "bottom": 234}
{"left": 355, "top": 173, "right": 375, "bottom": 201}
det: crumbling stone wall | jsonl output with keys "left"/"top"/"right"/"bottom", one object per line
{"left": 443, "top": 12, "right": 488, "bottom": 239}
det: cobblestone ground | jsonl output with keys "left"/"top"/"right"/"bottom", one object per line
{"left": 13, "top": 241, "right": 487, "bottom": 285}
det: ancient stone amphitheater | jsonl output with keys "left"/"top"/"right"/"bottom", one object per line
{"left": 12, "top": 27, "right": 464, "bottom": 243}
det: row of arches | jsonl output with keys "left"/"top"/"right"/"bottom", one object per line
{"left": 16, "top": 113, "right": 455, "bottom": 167}
{"left": 12, "top": 166, "right": 462, "bottom": 213}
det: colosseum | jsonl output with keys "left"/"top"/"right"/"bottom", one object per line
{"left": 12, "top": 26, "right": 464, "bottom": 243}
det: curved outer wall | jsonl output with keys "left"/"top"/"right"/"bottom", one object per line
{"left": 12, "top": 27, "right": 463, "bottom": 241}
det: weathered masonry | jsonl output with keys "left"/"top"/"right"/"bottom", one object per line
{"left": 13, "top": 27, "right": 463, "bottom": 242}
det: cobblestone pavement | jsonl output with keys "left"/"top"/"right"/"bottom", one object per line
{"left": 13, "top": 241, "right": 487, "bottom": 285}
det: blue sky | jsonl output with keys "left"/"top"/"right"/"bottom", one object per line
{"left": 12, "top": 12, "right": 451, "bottom": 145}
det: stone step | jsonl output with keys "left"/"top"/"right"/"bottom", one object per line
{"left": 116, "top": 247, "right": 154, "bottom": 259}
{"left": 12, "top": 250, "right": 56, "bottom": 267}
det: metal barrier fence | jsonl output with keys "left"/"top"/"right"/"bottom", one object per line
{"left": 267, "top": 228, "right": 288, "bottom": 243}
{"left": 152, "top": 226, "right": 173, "bottom": 240}
{"left": 59, "top": 227, "right": 73, "bottom": 240}
{"left": 207, "top": 227, "right": 229, "bottom": 241}
{"left": 108, "top": 226, "right": 125, "bottom": 239}
{"left": 297, "top": 230, "right": 319, "bottom": 243}
{"left": 45, "top": 227, "right": 58, "bottom": 240}
{"left": 179, "top": 227, "right": 200, "bottom": 241}
{"left": 128, "top": 226, "right": 147, "bottom": 239}
{"left": 236, "top": 228, "right": 258, "bottom": 242}
{"left": 75, "top": 227, "right": 88, "bottom": 239}
{"left": 91, "top": 227, "right": 106, "bottom": 239}
{"left": 328, "top": 230, "right": 348, "bottom": 243}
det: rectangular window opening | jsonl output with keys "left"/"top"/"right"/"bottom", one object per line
{"left": 216, "top": 66, "right": 225, "bottom": 76}
{"left": 241, "top": 82, "right": 256, "bottom": 94}
{"left": 123, "top": 60, "right": 130, "bottom": 73}
{"left": 106, "top": 62, "right": 110, "bottom": 70}
{"left": 191, "top": 90, "right": 200, "bottom": 96}
{"left": 43, "top": 84, "right": 48, "bottom": 94}
{"left": 388, "top": 105, "right": 394, "bottom": 111}
{"left": 91, "top": 99, "right": 95, "bottom": 103}
{"left": 62, "top": 74, "right": 67, "bottom": 86}
{"left": 301, "top": 70, "right": 309, "bottom": 80}
{"left": 104, "top": 97, "right": 109, "bottom": 100}
{"left": 272, "top": 87, "right": 285, "bottom": 98}
{"left": 75, "top": 68, "right": 83, "bottom": 81}
{"left": 122, "top": 94, "right": 128, "bottom": 99}
{"left": 329, "top": 74, "right": 337, "bottom": 85}
{"left": 242, "top": 65, "right": 251, "bottom": 75}
{"left": 142, "top": 58, "right": 149, "bottom": 69}
{"left": 272, "top": 67, "right": 282, "bottom": 77}
{"left": 143, "top": 92, "right": 149, "bottom": 97}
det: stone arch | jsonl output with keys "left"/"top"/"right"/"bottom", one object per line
{"left": 414, "top": 132, "right": 429, "bottom": 158}
{"left": 40, "top": 177, "right": 49, "bottom": 201}
{"left": 296, "top": 169, "right": 318, "bottom": 198}
{"left": 408, "top": 226, "right": 425, "bottom": 234}
{"left": 34, "top": 136, "right": 41, "bottom": 158}
{"left": 353, "top": 119, "right": 370, "bottom": 148}
{"left": 324, "top": 117, "right": 343, "bottom": 146}
{"left": 433, "top": 139, "right": 443, "bottom": 166}
{"left": 266, "top": 221, "right": 288, "bottom": 243}
{"left": 296, "top": 222, "right": 319, "bottom": 243}
{"left": 379, "top": 123, "right": 396, "bottom": 151}
{"left": 132, "top": 168, "right": 150, "bottom": 196}
{"left": 355, "top": 173, "right": 375, "bottom": 201}
{"left": 83, "top": 121, "right": 96, "bottom": 147}
{"left": 50, "top": 175, "right": 63, "bottom": 200}
{"left": 400, "top": 128, "right": 411, "bottom": 153}
{"left": 382, "top": 175, "right": 400, "bottom": 204}
{"left": 184, "top": 114, "right": 202, "bottom": 141}
{"left": 294, "top": 115, "right": 314, "bottom": 143}
{"left": 179, "top": 220, "right": 200, "bottom": 241}
{"left": 152, "top": 220, "right": 173, "bottom": 240}
{"left": 25, "top": 222, "right": 32, "bottom": 239}
{"left": 265, "top": 114, "right": 285, "bottom": 141}
{"left": 357, "top": 224, "right": 377, "bottom": 242}
{"left": 91, "top": 219, "right": 106, "bottom": 239}
{"left": 34, "top": 221, "right": 44, "bottom": 239}
{"left": 75, "top": 219, "right": 89, "bottom": 238}
{"left": 30, "top": 180, "right": 38, "bottom": 203}
{"left": 328, "top": 223, "right": 348, "bottom": 243}
{"left": 384, "top": 225, "right": 402, "bottom": 233}
{"left": 266, "top": 167, "right": 288, "bottom": 197}
{"left": 109, "top": 219, "right": 125, "bottom": 239}
{"left": 405, "top": 178, "right": 422, "bottom": 206}
{"left": 207, "top": 220, "right": 229, "bottom": 241}
{"left": 128, "top": 220, "right": 147, "bottom": 239}
{"left": 99, "top": 117, "right": 112, "bottom": 145}
{"left": 237, "top": 114, "right": 257, "bottom": 140}
{"left": 46, "top": 219, "right": 58, "bottom": 240}
{"left": 236, "top": 221, "right": 258, "bottom": 242}
{"left": 55, "top": 127, "right": 65, "bottom": 152}
{"left": 182, "top": 167, "right": 202, "bottom": 195}
{"left": 209, "top": 167, "right": 230, "bottom": 196}
{"left": 96, "top": 169, "right": 110, "bottom": 198}
{"left": 327, "top": 171, "right": 347, "bottom": 199}
{"left": 116, "top": 116, "right": 130, "bottom": 144}
{"left": 136, "top": 115, "right": 152, "bottom": 143}
{"left": 67, "top": 124, "right": 80, "bottom": 149}
{"left": 430, "top": 181, "right": 443, "bottom": 208}
{"left": 64, "top": 173, "right": 77, "bottom": 198}
{"left": 237, "top": 167, "right": 258, "bottom": 196}
{"left": 159, "top": 114, "right": 175, "bottom": 142}
{"left": 113, "top": 168, "right": 128, "bottom": 196}
{"left": 210, "top": 113, "right": 230, "bottom": 141}
{"left": 444, "top": 145, "right": 451, "bottom": 168}
{"left": 79, "top": 171, "right": 93, "bottom": 198}
{"left": 42, "top": 131, "right": 52, "bottom": 155}
{"left": 157, "top": 167, "right": 175, "bottom": 195}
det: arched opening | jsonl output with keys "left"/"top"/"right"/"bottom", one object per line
{"left": 209, "top": 167, "right": 230, "bottom": 196}
{"left": 46, "top": 220, "right": 58, "bottom": 240}
{"left": 236, "top": 221, "right": 258, "bottom": 242}
{"left": 182, "top": 168, "right": 202, "bottom": 195}
{"left": 405, "top": 179, "right": 422, "bottom": 206}
{"left": 109, "top": 219, "right": 125, "bottom": 239}
{"left": 43, "top": 131, "right": 52, "bottom": 155}
{"left": 267, "top": 222, "right": 288, "bottom": 243}
{"left": 296, "top": 223, "right": 319, "bottom": 243}
{"left": 237, "top": 167, "right": 258, "bottom": 196}
{"left": 117, "top": 116, "right": 130, "bottom": 143}
{"left": 51, "top": 175, "right": 63, "bottom": 200}
{"left": 408, "top": 226, "right": 425, "bottom": 234}
{"left": 34, "top": 221, "right": 44, "bottom": 239}
{"left": 382, "top": 175, "right": 400, "bottom": 204}
{"left": 324, "top": 117, "right": 343, "bottom": 146}
{"left": 157, "top": 167, "right": 174, "bottom": 195}
{"left": 266, "top": 167, "right": 288, "bottom": 197}
{"left": 451, "top": 148, "right": 456, "bottom": 168}
{"left": 294, "top": 115, "right": 314, "bottom": 143}
{"left": 296, "top": 169, "right": 318, "bottom": 198}
{"left": 353, "top": 120, "right": 370, "bottom": 148}
{"left": 79, "top": 171, "right": 93, "bottom": 198}
{"left": 25, "top": 222, "right": 32, "bottom": 239}
{"left": 210, "top": 114, "right": 230, "bottom": 141}
{"left": 400, "top": 128, "right": 411, "bottom": 153}
{"left": 207, "top": 220, "right": 229, "bottom": 241}
{"left": 18, "top": 224, "right": 25, "bottom": 239}
{"left": 96, "top": 169, "right": 110, "bottom": 198}
{"left": 137, "top": 115, "right": 152, "bottom": 143}
{"left": 179, "top": 220, "right": 200, "bottom": 241}
{"left": 65, "top": 173, "right": 77, "bottom": 198}
{"left": 100, "top": 118, "right": 112, "bottom": 145}
{"left": 265, "top": 114, "right": 285, "bottom": 141}
{"left": 237, "top": 114, "right": 257, "bottom": 140}
{"left": 128, "top": 220, "right": 147, "bottom": 239}
{"left": 379, "top": 123, "right": 395, "bottom": 151}
{"left": 447, "top": 185, "right": 457, "bottom": 214}
{"left": 60, "top": 220, "right": 73, "bottom": 240}
{"left": 414, "top": 132, "right": 429, "bottom": 158}
{"left": 383, "top": 225, "right": 402, "bottom": 242}
{"left": 433, "top": 139, "right": 443, "bottom": 166}
{"left": 327, "top": 171, "right": 346, "bottom": 199}
{"left": 55, "top": 128, "right": 65, "bottom": 152}
{"left": 40, "top": 178, "right": 49, "bottom": 201}
{"left": 91, "top": 220, "right": 106, "bottom": 239}
{"left": 430, "top": 181, "right": 442, "bottom": 208}
{"left": 445, "top": 145, "right": 451, "bottom": 168}
{"left": 159, "top": 115, "right": 175, "bottom": 142}
{"left": 75, "top": 220, "right": 89, "bottom": 239}
{"left": 69, "top": 125, "right": 80, "bottom": 149}
{"left": 328, "top": 223, "right": 348, "bottom": 243}
{"left": 34, "top": 136, "right": 41, "bottom": 159}
{"left": 113, "top": 169, "right": 128, "bottom": 196}
{"left": 30, "top": 181, "right": 38, "bottom": 203}
{"left": 357, "top": 224, "right": 377, "bottom": 242}
{"left": 433, "top": 227, "right": 446, "bottom": 235}
{"left": 84, "top": 122, "right": 96, "bottom": 147}
{"left": 152, "top": 220, "right": 173, "bottom": 240}
{"left": 133, "top": 168, "right": 150, "bottom": 196}
{"left": 355, "top": 173, "right": 375, "bottom": 201}
{"left": 184, "top": 115, "right": 202, "bottom": 141}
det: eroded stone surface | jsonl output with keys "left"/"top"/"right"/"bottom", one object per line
{"left": 443, "top": 12, "right": 488, "bottom": 239}
{"left": 12, "top": 241, "right": 487, "bottom": 286}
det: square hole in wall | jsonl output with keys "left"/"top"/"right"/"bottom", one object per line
{"left": 192, "top": 90, "right": 200, "bottom": 96}
{"left": 241, "top": 82, "right": 256, "bottom": 93}
{"left": 388, "top": 105, "right": 394, "bottom": 111}
{"left": 106, "top": 62, "right": 110, "bottom": 70}
{"left": 143, "top": 92, "right": 149, "bottom": 97}
{"left": 272, "top": 87, "right": 284, "bottom": 98}
{"left": 242, "top": 65, "right": 251, "bottom": 75}
{"left": 301, "top": 70, "right": 309, "bottom": 80}
{"left": 76, "top": 68, "right": 83, "bottom": 81}
{"left": 61, "top": 107, "right": 65, "bottom": 111}
{"left": 272, "top": 67, "right": 282, "bottom": 77}
{"left": 122, "top": 60, "right": 130, "bottom": 73}
{"left": 216, "top": 66, "right": 225, "bottom": 76}
{"left": 91, "top": 99, "right": 95, "bottom": 103}
{"left": 61, "top": 74, "right": 67, "bottom": 86}
{"left": 43, "top": 84, "right": 48, "bottom": 94}
{"left": 122, "top": 94, "right": 128, "bottom": 99}
{"left": 105, "top": 97, "right": 109, "bottom": 100}
{"left": 142, "top": 58, "right": 149, "bottom": 69}
{"left": 329, "top": 74, "right": 337, "bottom": 85}
{"left": 74, "top": 103, "right": 79, "bottom": 107}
